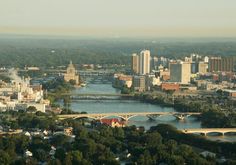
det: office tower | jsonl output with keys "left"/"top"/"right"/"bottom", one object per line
{"left": 208, "top": 57, "right": 234, "bottom": 72}
{"left": 139, "top": 50, "right": 150, "bottom": 75}
{"left": 170, "top": 62, "right": 191, "bottom": 84}
{"left": 191, "top": 62, "right": 198, "bottom": 74}
{"left": 151, "top": 56, "right": 158, "bottom": 70}
{"left": 131, "top": 53, "right": 139, "bottom": 74}
{"left": 198, "top": 62, "right": 208, "bottom": 74}
{"left": 208, "top": 57, "right": 222, "bottom": 72}
{"left": 221, "top": 57, "right": 234, "bottom": 72}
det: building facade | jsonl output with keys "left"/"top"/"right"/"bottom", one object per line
{"left": 139, "top": 50, "right": 150, "bottom": 75}
{"left": 131, "top": 53, "right": 139, "bottom": 74}
{"left": 132, "top": 76, "right": 146, "bottom": 92}
{"left": 208, "top": 57, "right": 235, "bottom": 72}
{"left": 64, "top": 61, "right": 80, "bottom": 85}
{"left": 170, "top": 62, "right": 191, "bottom": 84}
{"left": 198, "top": 62, "right": 208, "bottom": 74}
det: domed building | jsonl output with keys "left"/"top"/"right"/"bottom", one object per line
{"left": 64, "top": 61, "right": 80, "bottom": 85}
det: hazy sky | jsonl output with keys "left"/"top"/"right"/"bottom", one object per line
{"left": 0, "top": 0, "right": 235, "bottom": 37}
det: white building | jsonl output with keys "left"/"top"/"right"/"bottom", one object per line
{"left": 139, "top": 50, "right": 151, "bottom": 75}
{"left": 145, "top": 74, "right": 160, "bottom": 90}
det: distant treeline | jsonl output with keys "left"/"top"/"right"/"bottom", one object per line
{"left": 0, "top": 36, "right": 236, "bottom": 67}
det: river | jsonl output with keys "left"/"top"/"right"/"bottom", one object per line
{"left": 69, "top": 83, "right": 236, "bottom": 142}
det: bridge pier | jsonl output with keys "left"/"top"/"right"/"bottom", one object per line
{"left": 146, "top": 114, "right": 162, "bottom": 121}
{"left": 174, "top": 114, "right": 190, "bottom": 120}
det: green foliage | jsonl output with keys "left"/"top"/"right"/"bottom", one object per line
{"left": 0, "top": 75, "right": 11, "bottom": 83}
{"left": 201, "top": 110, "right": 236, "bottom": 128}
{"left": 0, "top": 150, "right": 10, "bottom": 165}
{"left": 0, "top": 109, "right": 234, "bottom": 164}
{"left": 26, "top": 106, "right": 37, "bottom": 112}
{"left": 69, "top": 79, "right": 76, "bottom": 86}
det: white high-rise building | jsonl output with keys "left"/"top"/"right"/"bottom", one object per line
{"left": 139, "top": 50, "right": 150, "bottom": 75}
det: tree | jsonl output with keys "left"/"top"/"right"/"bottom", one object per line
{"left": 113, "top": 127, "right": 125, "bottom": 140}
{"left": 55, "top": 148, "right": 66, "bottom": 162}
{"left": 51, "top": 135, "right": 69, "bottom": 147}
{"left": 165, "top": 139, "right": 177, "bottom": 155}
{"left": 0, "top": 150, "right": 10, "bottom": 165}
{"left": 143, "top": 132, "right": 162, "bottom": 148}
{"left": 66, "top": 150, "right": 83, "bottom": 164}
{"left": 69, "top": 79, "right": 76, "bottom": 86}
{"left": 47, "top": 159, "right": 62, "bottom": 165}
{"left": 34, "top": 149, "right": 47, "bottom": 162}
{"left": 137, "top": 150, "right": 153, "bottom": 165}
{"left": 26, "top": 106, "right": 37, "bottom": 113}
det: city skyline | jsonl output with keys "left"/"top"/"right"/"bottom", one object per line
{"left": 0, "top": 0, "right": 236, "bottom": 37}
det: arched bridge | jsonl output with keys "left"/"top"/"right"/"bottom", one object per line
{"left": 181, "top": 128, "right": 236, "bottom": 136}
{"left": 58, "top": 112, "right": 201, "bottom": 121}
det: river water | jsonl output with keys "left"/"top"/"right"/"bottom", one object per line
{"left": 70, "top": 83, "right": 236, "bottom": 142}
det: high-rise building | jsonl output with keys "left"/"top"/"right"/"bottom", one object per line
{"left": 204, "top": 56, "right": 209, "bottom": 63}
{"left": 131, "top": 53, "right": 139, "bottom": 74}
{"left": 208, "top": 57, "right": 234, "bottom": 72}
{"left": 151, "top": 56, "right": 158, "bottom": 71}
{"left": 139, "top": 50, "right": 151, "bottom": 75}
{"left": 221, "top": 57, "right": 234, "bottom": 72}
{"left": 208, "top": 57, "right": 222, "bottom": 72}
{"left": 198, "top": 62, "right": 208, "bottom": 74}
{"left": 170, "top": 62, "right": 191, "bottom": 84}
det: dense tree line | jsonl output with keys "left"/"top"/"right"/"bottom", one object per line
{"left": 151, "top": 124, "right": 236, "bottom": 159}
{"left": 0, "top": 36, "right": 236, "bottom": 67}
{"left": 0, "top": 119, "right": 222, "bottom": 165}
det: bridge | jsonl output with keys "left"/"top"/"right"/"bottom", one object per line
{"left": 181, "top": 128, "right": 236, "bottom": 136}
{"left": 48, "top": 92, "right": 134, "bottom": 97}
{"left": 61, "top": 93, "right": 134, "bottom": 100}
{"left": 62, "top": 93, "right": 134, "bottom": 97}
{"left": 58, "top": 112, "right": 201, "bottom": 121}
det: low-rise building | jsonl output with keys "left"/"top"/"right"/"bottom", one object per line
{"left": 161, "top": 83, "right": 180, "bottom": 91}
{"left": 223, "top": 89, "right": 236, "bottom": 98}
{"left": 100, "top": 118, "right": 125, "bottom": 127}
{"left": 145, "top": 74, "right": 160, "bottom": 91}
{"left": 113, "top": 74, "right": 133, "bottom": 88}
{"left": 132, "top": 76, "right": 146, "bottom": 92}
{"left": 64, "top": 127, "right": 73, "bottom": 136}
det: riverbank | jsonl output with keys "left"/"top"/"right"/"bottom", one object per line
{"left": 132, "top": 91, "right": 236, "bottom": 128}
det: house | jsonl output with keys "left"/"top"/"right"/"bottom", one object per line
{"left": 200, "top": 151, "right": 216, "bottom": 158}
{"left": 64, "top": 127, "right": 73, "bottom": 136}
{"left": 25, "top": 150, "right": 33, "bottom": 157}
{"left": 100, "top": 118, "right": 125, "bottom": 127}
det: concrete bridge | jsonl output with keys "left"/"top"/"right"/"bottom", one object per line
{"left": 58, "top": 112, "right": 201, "bottom": 121}
{"left": 181, "top": 128, "right": 236, "bottom": 136}
{"left": 68, "top": 93, "right": 134, "bottom": 100}
{"left": 63, "top": 93, "right": 134, "bottom": 97}
{"left": 49, "top": 93, "right": 134, "bottom": 99}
